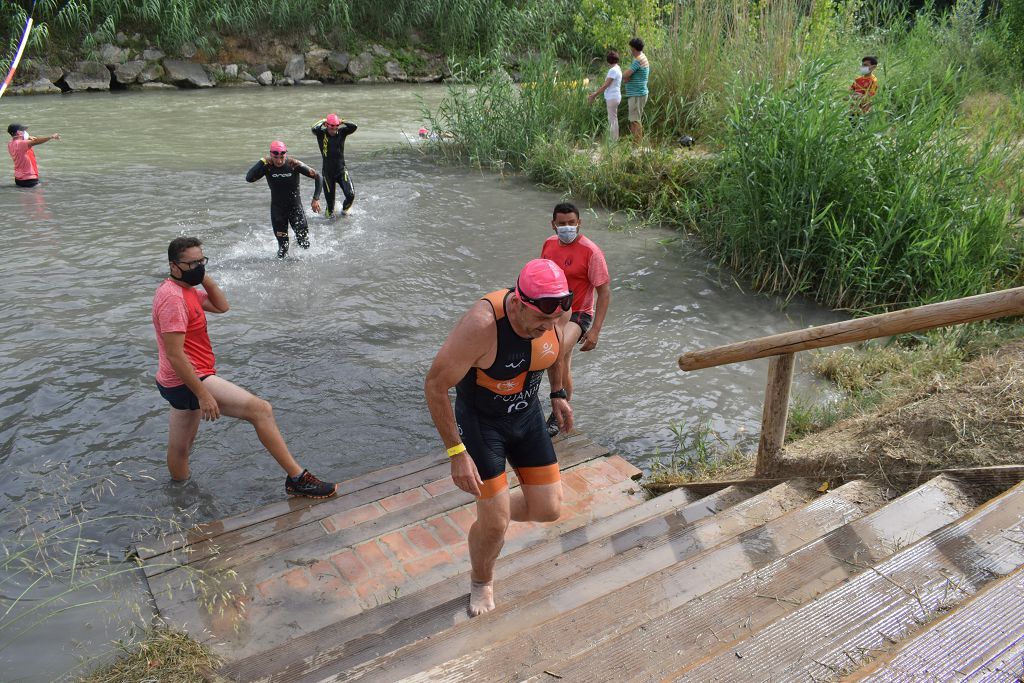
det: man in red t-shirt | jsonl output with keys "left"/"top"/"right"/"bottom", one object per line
{"left": 152, "top": 236, "right": 337, "bottom": 498}
{"left": 540, "top": 202, "right": 611, "bottom": 436}
{"left": 7, "top": 122, "right": 60, "bottom": 188}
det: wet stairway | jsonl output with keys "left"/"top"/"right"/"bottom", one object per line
{"left": 169, "top": 459, "right": 1024, "bottom": 683}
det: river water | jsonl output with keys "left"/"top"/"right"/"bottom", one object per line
{"left": 0, "top": 85, "right": 842, "bottom": 680}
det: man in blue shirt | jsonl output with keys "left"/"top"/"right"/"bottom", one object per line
{"left": 621, "top": 37, "right": 650, "bottom": 144}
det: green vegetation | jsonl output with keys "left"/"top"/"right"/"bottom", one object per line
{"left": 426, "top": 0, "right": 1024, "bottom": 313}
{"left": 0, "top": 0, "right": 590, "bottom": 68}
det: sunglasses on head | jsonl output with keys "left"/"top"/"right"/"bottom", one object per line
{"left": 517, "top": 286, "right": 573, "bottom": 315}
{"left": 270, "top": 150, "right": 286, "bottom": 156}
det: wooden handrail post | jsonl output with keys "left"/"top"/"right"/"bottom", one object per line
{"left": 757, "top": 353, "right": 795, "bottom": 477}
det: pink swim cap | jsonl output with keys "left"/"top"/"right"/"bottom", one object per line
{"left": 326, "top": 113, "right": 342, "bottom": 126}
{"left": 517, "top": 259, "right": 569, "bottom": 300}
{"left": 418, "top": 127, "right": 428, "bottom": 135}
{"left": 269, "top": 140, "right": 287, "bottom": 153}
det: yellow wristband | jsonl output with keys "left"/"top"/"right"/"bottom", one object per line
{"left": 446, "top": 443, "right": 467, "bottom": 457}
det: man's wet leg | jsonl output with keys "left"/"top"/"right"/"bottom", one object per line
{"left": 292, "top": 209, "right": 311, "bottom": 249}
{"left": 167, "top": 407, "right": 201, "bottom": 480}
{"left": 323, "top": 175, "right": 337, "bottom": 217}
{"left": 202, "top": 375, "right": 302, "bottom": 476}
{"left": 341, "top": 169, "right": 355, "bottom": 213}
{"left": 468, "top": 486, "right": 511, "bottom": 616}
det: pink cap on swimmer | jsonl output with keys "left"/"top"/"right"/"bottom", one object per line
{"left": 269, "top": 140, "right": 287, "bottom": 153}
{"left": 326, "top": 113, "right": 342, "bottom": 126}
{"left": 418, "top": 127, "right": 428, "bottom": 135}
{"left": 517, "top": 259, "right": 569, "bottom": 300}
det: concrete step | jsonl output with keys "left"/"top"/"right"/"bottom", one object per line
{"left": 392, "top": 479, "right": 889, "bottom": 683}
{"left": 665, "top": 479, "right": 1024, "bottom": 682}
{"left": 215, "top": 483, "right": 760, "bottom": 682}
{"left": 853, "top": 562, "right": 1024, "bottom": 682}
{"left": 324, "top": 480, "right": 869, "bottom": 682}
{"left": 164, "top": 451, "right": 642, "bottom": 662}
{"left": 519, "top": 474, "right": 984, "bottom": 682}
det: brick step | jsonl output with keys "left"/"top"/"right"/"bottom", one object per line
{"left": 322, "top": 480, "right": 844, "bottom": 682}
{"left": 216, "top": 483, "right": 761, "bottom": 683}
{"left": 391, "top": 480, "right": 888, "bottom": 683}
{"left": 518, "top": 475, "right": 985, "bottom": 682}
{"left": 142, "top": 433, "right": 597, "bottom": 577}
{"left": 167, "top": 453, "right": 643, "bottom": 662}
{"left": 146, "top": 435, "right": 605, "bottom": 629}
{"left": 853, "top": 561, "right": 1024, "bottom": 682}
{"left": 665, "top": 479, "right": 1024, "bottom": 682}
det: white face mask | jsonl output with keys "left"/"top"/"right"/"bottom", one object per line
{"left": 556, "top": 225, "right": 578, "bottom": 243}
{"left": 859, "top": 66, "right": 871, "bottom": 75}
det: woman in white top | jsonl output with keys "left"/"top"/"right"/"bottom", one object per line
{"left": 587, "top": 50, "right": 623, "bottom": 141}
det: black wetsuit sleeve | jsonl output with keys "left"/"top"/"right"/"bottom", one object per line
{"left": 341, "top": 122, "right": 358, "bottom": 136}
{"left": 311, "top": 119, "right": 326, "bottom": 134}
{"left": 294, "top": 161, "right": 323, "bottom": 199}
{"left": 246, "top": 159, "right": 267, "bottom": 183}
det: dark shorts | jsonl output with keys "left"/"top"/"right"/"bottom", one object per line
{"left": 157, "top": 376, "right": 211, "bottom": 410}
{"left": 569, "top": 311, "right": 593, "bottom": 340}
{"left": 15, "top": 178, "right": 39, "bottom": 188}
{"left": 455, "top": 399, "right": 560, "bottom": 498}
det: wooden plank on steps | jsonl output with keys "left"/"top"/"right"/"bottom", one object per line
{"left": 393, "top": 480, "right": 887, "bottom": 683}
{"left": 660, "top": 464, "right": 1024, "bottom": 497}
{"left": 140, "top": 434, "right": 593, "bottom": 563}
{"left": 665, "top": 480, "right": 1024, "bottom": 682}
{"left": 324, "top": 481, "right": 838, "bottom": 683}
{"left": 137, "top": 450, "right": 447, "bottom": 561}
{"left": 522, "top": 475, "right": 983, "bottom": 683}
{"left": 148, "top": 441, "right": 611, "bottom": 636}
{"left": 854, "top": 562, "right": 1024, "bottom": 682}
{"left": 206, "top": 473, "right": 646, "bottom": 665}
{"left": 215, "top": 483, "right": 757, "bottom": 683}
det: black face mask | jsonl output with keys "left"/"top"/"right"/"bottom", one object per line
{"left": 173, "top": 263, "right": 205, "bottom": 286}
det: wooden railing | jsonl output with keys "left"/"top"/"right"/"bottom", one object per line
{"left": 677, "top": 287, "right": 1024, "bottom": 477}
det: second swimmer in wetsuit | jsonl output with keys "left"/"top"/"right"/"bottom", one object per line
{"left": 245, "top": 140, "right": 322, "bottom": 259}
{"left": 311, "top": 113, "right": 357, "bottom": 216}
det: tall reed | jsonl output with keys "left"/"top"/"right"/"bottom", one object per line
{"left": 712, "top": 56, "right": 1021, "bottom": 311}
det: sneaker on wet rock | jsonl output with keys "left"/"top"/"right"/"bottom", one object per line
{"left": 285, "top": 469, "right": 338, "bottom": 498}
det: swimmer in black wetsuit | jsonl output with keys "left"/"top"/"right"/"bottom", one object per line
{"left": 311, "top": 113, "right": 357, "bottom": 217}
{"left": 245, "top": 140, "right": 322, "bottom": 258}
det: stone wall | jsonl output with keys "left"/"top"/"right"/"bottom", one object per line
{"left": 7, "top": 38, "right": 451, "bottom": 96}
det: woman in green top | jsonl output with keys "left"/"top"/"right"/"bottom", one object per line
{"left": 621, "top": 37, "right": 650, "bottom": 144}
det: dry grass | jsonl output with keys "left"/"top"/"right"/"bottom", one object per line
{"left": 781, "top": 338, "right": 1024, "bottom": 480}
{"left": 77, "top": 628, "right": 219, "bottom": 683}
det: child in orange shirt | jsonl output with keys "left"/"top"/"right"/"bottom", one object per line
{"left": 850, "top": 55, "right": 879, "bottom": 114}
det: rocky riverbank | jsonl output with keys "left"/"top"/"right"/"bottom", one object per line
{"left": 7, "top": 35, "right": 451, "bottom": 95}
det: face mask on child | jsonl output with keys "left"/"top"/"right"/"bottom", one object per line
{"left": 859, "top": 66, "right": 871, "bottom": 75}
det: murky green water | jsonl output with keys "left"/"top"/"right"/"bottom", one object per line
{"left": 0, "top": 85, "right": 842, "bottom": 679}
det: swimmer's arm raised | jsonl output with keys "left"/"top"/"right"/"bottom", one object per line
{"left": 245, "top": 159, "right": 267, "bottom": 182}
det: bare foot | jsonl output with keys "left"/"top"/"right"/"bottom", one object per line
{"left": 468, "top": 580, "right": 495, "bottom": 617}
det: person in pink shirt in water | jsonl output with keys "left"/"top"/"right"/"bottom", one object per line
{"left": 540, "top": 202, "right": 611, "bottom": 436}
{"left": 7, "top": 123, "right": 60, "bottom": 188}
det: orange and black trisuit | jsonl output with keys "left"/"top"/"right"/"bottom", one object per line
{"left": 455, "top": 289, "right": 562, "bottom": 498}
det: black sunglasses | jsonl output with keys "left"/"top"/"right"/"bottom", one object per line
{"left": 269, "top": 150, "right": 287, "bottom": 156}
{"left": 516, "top": 286, "right": 573, "bottom": 315}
